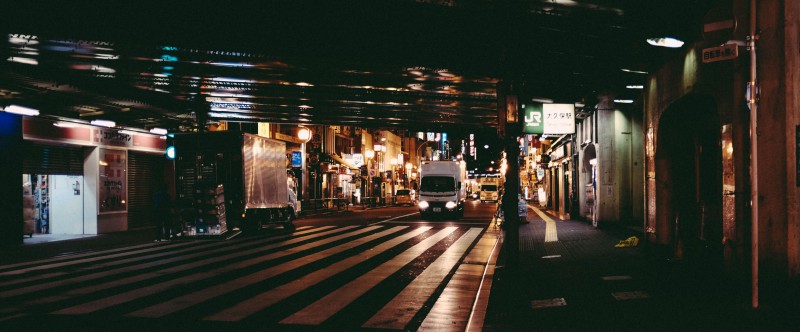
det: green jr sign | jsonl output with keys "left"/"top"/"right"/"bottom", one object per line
{"left": 523, "top": 103, "right": 575, "bottom": 135}
{"left": 523, "top": 103, "right": 544, "bottom": 134}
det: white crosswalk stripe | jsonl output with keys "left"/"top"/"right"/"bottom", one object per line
{"left": 0, "top": 225, "right": 496, "bottom": 331}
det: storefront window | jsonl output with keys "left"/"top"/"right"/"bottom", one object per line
{"left": 99, "top": 148, "right": 127, "bottom": 213}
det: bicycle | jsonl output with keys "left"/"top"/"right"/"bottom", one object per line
{"left": 492, "top": 201, "right": 504, "bottom": 230}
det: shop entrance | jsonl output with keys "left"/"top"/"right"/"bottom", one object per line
{"left": 23, "top": 174, "right": 85, "bottom": 237}
{"left": 22, "top": 142, "right": 88, "bottom": 239}
{"left": 656, "top": 95, "right": 722, "bottom": 264}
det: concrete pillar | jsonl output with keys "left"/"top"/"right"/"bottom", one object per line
{"left": 0, "top": 112, "right": 23, "bottom": 247}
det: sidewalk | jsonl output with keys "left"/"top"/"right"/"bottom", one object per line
{"left": 482, "top": 208, "right": 797, "bottom": 331}
{"left": 1, "top": 227, "right": 156, "bottom": 265}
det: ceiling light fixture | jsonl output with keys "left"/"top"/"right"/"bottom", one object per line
{"left": 54, "top": 121, "right": 80, "bottom": 128}
{"left": 149, "top": 127, "right": 168, "bottom": 135}
{"left": 90, "top": 119, "right": 116, "bottom": 127}
{"left": 2, "top": 105, "right": 40, "bottom": 116}
{"left": 614, "top": 99, "right": 634, "bottom": 104}
{"left": 646, "top": 37, "right": 684, "bottom": 48}
{"left": 531, "top": 97, "right": 554, "bottom": 104}
{"left": 621, "top": 68, "right": 648, "bottom": 74}
{"left": 626, "top": 85, "right": 644, "bottom": 89}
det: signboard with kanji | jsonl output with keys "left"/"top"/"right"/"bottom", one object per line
{"left": 543, "top": 104, "right": 575, "bottom": 134}
{"left": 702, "top": 44, "right": 738, "bottom": 63}
{"left": 524, "top": 103, "right": 575, "bottom": 134}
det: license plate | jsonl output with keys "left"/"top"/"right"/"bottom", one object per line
{"left": 433, "top": 207, "right": 441, "bottom": 212}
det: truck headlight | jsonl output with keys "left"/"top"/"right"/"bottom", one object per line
{"left": 418, "top": 201, "right": 429, "bottom": 209}
{"left": 445, "top": 201, "right": 457, "bottom": 209}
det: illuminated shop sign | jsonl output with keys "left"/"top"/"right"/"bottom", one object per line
{"left": 523, "top": 103, "right": 576, "bottom": 135}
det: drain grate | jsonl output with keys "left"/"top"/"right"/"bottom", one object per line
{"left": 611, "top": 291, "right": 649, "bottom": 300}
{"left": 531, "top": 298, "right": 567, "bottom": 309}
{"left": 602, "top": 275, "right": 633, "bottom": 281}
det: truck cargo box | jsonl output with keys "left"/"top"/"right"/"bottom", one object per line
{"left": 173, "top": 131, "right": 293, "bottom": 235}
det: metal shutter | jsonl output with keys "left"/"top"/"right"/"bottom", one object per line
{"left": 128, "top": 152, "right": 163, "bottom": 229}
{"left": 22, "top": 142, "right": 84, "bottom": 175}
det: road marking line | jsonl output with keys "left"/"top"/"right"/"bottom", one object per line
{"left": 128, "top": 226, "right": 407, "bottom": 318}
{"left": 464, "top": 230, "right": 501, "bottom": 332}
{"left": 0, "top": 242, "right": 198, "bottom": 277}
{"left": 371, "top": 212, "right": 421, "bottom": 225}
{"left": 14, "top": 227, "right": 336, "bottom": 302}
{"left": 52, "top": 226, "right": 368, "bottom": 315}
{"left": 386, "top": 221, "right": 488, "bottom": 226}
{"left": 204, "top": 226, "right": 432, "bottom": 322}
{"left": 363, "top": 228, "right": 483, "bottom": 330}
{"left": 279, "top": 227, "right": 459, "bottom": 326}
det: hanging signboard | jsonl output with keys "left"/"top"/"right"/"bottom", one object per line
{"left": 543, "top": 104, "right": 575, "bottom": 134}
{"left": 523, "top": 103, "right": 575, "bottom": 134}
{"left": 523, "top": 103, "right": 544, "bottom": 134}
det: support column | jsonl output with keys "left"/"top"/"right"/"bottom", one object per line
{"left": 503, "top": 131, "right": 521, "bottom": 265}
{"left": 0, "top": 112, "right": 24, "bottom": 247}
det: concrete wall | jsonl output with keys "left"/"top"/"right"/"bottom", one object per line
{"left": 642, "top": 0, "right": 800, "bottom": 303}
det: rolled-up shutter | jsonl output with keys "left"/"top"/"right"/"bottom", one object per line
{"left": 128, "top": 152, "right": 164, "bottom": 229}
{"left": 22, "top": 142, "right": 84, "bottom": 175}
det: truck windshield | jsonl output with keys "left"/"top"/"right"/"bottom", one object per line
{"left": 482, "top": 185, "right": 498, "bottom": 191}
{"left": 420, "top": 176, "right": 455, "bottom": 192}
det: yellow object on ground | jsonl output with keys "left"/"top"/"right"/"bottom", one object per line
{"left": 615, "top": 236, "right": 639, "bottom": 248}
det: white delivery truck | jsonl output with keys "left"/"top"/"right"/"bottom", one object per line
{"left": 173, "top": 132, "right": 296, "bottom": 235}
{"left": 479, "top": 176, "right": 501, "bottom": 203}
{"left": 417, "top": 160, "right": 467, "bottom": 219}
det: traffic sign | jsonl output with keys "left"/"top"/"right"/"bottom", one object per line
{"left": 702, "top": 44, "right": 738, "bottom": 63}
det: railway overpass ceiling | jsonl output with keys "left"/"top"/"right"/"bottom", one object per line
{"left": 2, "top": 0, "right": 717, "bottom": 134}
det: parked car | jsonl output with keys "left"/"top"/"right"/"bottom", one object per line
{"left": 394, "top": 189, "right": 413, "bottom": 206}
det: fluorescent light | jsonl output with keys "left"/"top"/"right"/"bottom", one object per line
{"left": 118, "top": 130, "right": 139, "bottom": 135}
{"left": 8, "top": 57, "right": 38, "bottom": 65}
{"left": 3, "top": 105, "right": 39, "bottom": 116}
{"left": 614, "top": 99, "right": 634, "bottom": 104}
{"left": 90, "top": 119, "right": 116, "bottom": 127}
{"left": 626, "top": 85, "right": 644, "bottom": 89}
{"left": 646, "top": 37, "right": 684, "bottom": 48}
{"left": 531, "top": 97, "right": 554, "bottom": 104}
{"left": 149, "top": 127, "right": 168, "bottom": 135}
{"left": 54, "top": 121, "right": 80, "bottom": 128}
{"left": 621, "top": 68, "right": 648, "bottom": 74}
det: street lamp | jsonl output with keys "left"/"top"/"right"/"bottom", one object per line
{"left": 365, "top": 149, "right": 375, "bottom": 199}
{"left": 405, "top": 162, "right": 412, "bottom": 188}
{"left": 416, "top": 140, "right": 434, "bottom": 164}
{"left": 298, "top": 127, "right": 312, "bottom": 201}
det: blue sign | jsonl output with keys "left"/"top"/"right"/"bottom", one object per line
{"left": 291, "top": 151, "right": 302, "bottom": 167}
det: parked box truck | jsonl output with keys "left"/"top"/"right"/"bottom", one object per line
{"left": 417, "top": 160, "right": 467, "bottom": 219}
{"left": 479, "top": 176, "right": 501, "bottom": 203}
{"left": 173, "top": 132, "right": 295, "bottom": 235}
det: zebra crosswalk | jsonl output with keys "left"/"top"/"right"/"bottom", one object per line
{"left": 0, "top": 225, "right": 498, "bottom": 331}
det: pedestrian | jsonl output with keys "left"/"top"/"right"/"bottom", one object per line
{"left": 152, "top": 182, "right": 172, "bottom": 241}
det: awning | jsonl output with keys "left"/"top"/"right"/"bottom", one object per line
{"left": 327, "top": 153, "right": 359, "bottom": 170}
